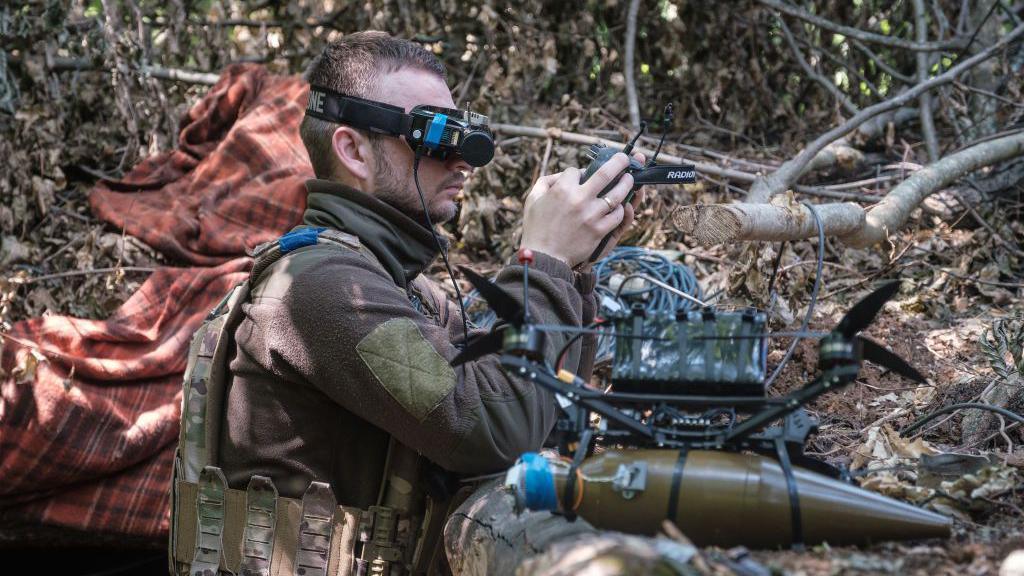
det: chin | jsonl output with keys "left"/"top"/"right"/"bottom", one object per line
{"left": 423, "top": 198, "right": 456, "bottom": 223}
{"left": 431, "top": 201, "right": 458, "bottom": 224}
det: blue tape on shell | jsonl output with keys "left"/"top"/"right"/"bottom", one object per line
{"left": 521, "top": 452, "right": 558, "bottom": 511}
{"left": 424, "top": 113, "right": 448, "bottom": 149}
{"left": 278, "top": 227, "right": 326, "bottom": 254}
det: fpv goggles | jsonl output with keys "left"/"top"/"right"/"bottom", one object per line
{"left": 305, "top": 85, "right": 495, "bottom": 167}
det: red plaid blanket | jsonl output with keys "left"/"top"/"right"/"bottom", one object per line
{"left": 0, "top": 64, "right": 311, "bottom": 539}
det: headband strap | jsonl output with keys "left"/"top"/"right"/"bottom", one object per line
{"left": 306, "top": 86, "right": 410, "bottom": 136}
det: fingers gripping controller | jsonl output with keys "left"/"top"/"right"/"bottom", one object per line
{"left": 580, "top": 145, "right": 697, "bottom": 262}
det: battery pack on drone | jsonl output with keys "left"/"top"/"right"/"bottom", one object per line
{"left": 611, "top": 308, "right": 768, "bottom": 396}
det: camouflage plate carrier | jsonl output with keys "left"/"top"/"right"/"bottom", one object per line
{"left": 169, "top": 227, "right": 455, "bottom": 576}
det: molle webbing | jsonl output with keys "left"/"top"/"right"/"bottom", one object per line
{"left": 173, "top": 473, "right": 370, "bottom": 576}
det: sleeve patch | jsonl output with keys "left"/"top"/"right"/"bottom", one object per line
{"left": 356, "top": 318, "right": 457, "bottom": 423}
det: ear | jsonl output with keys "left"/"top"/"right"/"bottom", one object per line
{"left": 331, "top": 126, "right": 375, "bottom": 183}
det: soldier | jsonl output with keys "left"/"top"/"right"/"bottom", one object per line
{"left": 169, "top": 31, "right": 642, "bottom": 576}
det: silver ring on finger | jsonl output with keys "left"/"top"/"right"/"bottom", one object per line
{"left": 601, "top": 196, "right": 614, "bottom": 213}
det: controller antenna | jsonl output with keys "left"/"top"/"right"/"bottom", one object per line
{"left": 623, "top": 121, "right": 647, "bottom": 156}
{"left": 648, "top": 103, "right": 674, "bottom": 167}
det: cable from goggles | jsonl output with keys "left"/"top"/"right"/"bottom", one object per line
{"left": 305, "top": 86, "right": 495, "bottom": 167}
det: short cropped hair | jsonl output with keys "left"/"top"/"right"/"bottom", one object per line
{"left": 300, "top": 31, "right": 447, "bottom": 178}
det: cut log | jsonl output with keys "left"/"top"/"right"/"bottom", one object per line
{"left": 672, "top": 200, "right": 864, "bottom": 247}
{"left": 443, "top": 480, "right": 699, "bottom": 576}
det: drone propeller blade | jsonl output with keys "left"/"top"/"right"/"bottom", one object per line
{"left": 858, "top": 336, "right": 927, "bottom": 384}
{"left": 458, "top": 266, "right": 524, "bottom": 323}
{"left": 836, "top": 281, "right": 900, "bottom": 338}
{"left": 691, "top": 330, "right": 829, "bottom": 341}
{"left": 451, "top": 330, "right": 505, "bottom": 366}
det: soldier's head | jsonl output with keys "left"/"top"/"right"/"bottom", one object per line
{"left": 300, "top": 31, "right": 470, "bottom": 224}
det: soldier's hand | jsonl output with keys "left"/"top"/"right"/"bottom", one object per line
{"left": 590, "top": 152, "right": 645, "bottom": 262}
{"left": 520, "top": 152, "right": 635, "bottom": 267}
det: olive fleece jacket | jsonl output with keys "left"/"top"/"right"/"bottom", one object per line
{"left": 219, "top": 179, "right": 597, "bottom": 506}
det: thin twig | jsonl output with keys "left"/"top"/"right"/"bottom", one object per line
{"left": 923, "top": 263, "right": 1024, "bottom": 289}
{"left": 15, "top": 267, "right": 157, "bottom": 285}
{"left": 779, "top": 18, "right": 858, "bottom": 115}
{"left": 956, "top": 185, "right": 1024, "bottom": 259}
{"left": 850, "top": 39, "right": 915, "bottom": 83}
{"left": 538, "top": 137, "right": 554, "bottom": 178}
{"left": 795, "top": 34, "right": 880, "bottom": 96}
{"left": 913, "top": 0, "right": 940, "bottom": 162}
{"left": 11, "top": 55, "right": 221, "bottom": 85}
{"left": 953, "top": 80, "right": 1024, "bottom": 108}
{"left": 959, "top": 421, "right": 1021, "bottom": 450}
{"left": 623, "top": 0, "right": 641, "bottom": 128}
{"left": 758, "top": 0, "right": 965, "bottom": 52}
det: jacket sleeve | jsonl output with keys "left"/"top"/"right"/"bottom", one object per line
{"left": 241, "top": 248, "right": 589, "bottom": 474}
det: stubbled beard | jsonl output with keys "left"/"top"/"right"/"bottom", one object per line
{"left": 371, "top": 145, "right": 457, "bottom": 225}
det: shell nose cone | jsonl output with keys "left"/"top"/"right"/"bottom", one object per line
{"left": 791, "top": 464, "right": 952, "bottom": 544}
{"left": 672, "top": 451, "right": 951, "bottom": 548}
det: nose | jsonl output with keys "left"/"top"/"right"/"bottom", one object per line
{"left": 446, "top": 154, "right": 472, "bottom": 175}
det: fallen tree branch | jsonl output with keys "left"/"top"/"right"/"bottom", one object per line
{"left": 672, "top": 131, "right": 1024, "bottom": 248}
{"left": 444, "top": 480, "right": 697, "bottom": 575}
{"left": 746, "top": 22, "right": 1024, "bottom": 203}
{"left": 672, "top": 199, "right": 864, "bottom": 246}
{"left": 9, "top": 54, "right": 222, "bottom": 85}
{"left": 757, "top": 0, "right": 965, "bottom": 52}
{"left": 843, "top": 130, "right": 1024, "bottom": 247}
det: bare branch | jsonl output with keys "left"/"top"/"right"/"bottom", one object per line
{"left": 14, "top": 54, "right": 222, "bottom": 85}
{"left": 913, "top": 0, "right": 940, "bottom": 162}
{"left": 758, "top": 0, "right": 965, "bottom": 52}
{"left": 850, "top": 106, "right": 921, "bottom": 145}
{"left": 798, "top": 34, "right": 880, "bottom": 96}
{"left": 624, "top": 0, "right": 641, "bottom": 128}
{"left": 17, "top": 267, "right": 157, "bottom": 285}
{"left": 778, "top": 18, "right": 858, "bottom": 115}
{"left": 850, "top": 39, "right": 915, "bottom": 84}
{"left": 844, "top": 130, "right": 1024, "bottom": 247}
{"left": 142, "top": 65, "right": 220, "bottom": 85}
{"left": 746, "top": 23, "right": 1024, "bottom": 203}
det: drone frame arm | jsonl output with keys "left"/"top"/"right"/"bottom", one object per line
{"left": 724, "top": 364, "right": 860, "bottom": 444}
{"left": 501, "top": 355, "right": 656, "bottom": 439}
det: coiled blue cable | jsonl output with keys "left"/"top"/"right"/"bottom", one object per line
{"left": 462, "top": 247, "right": 703, "bottom": 359}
